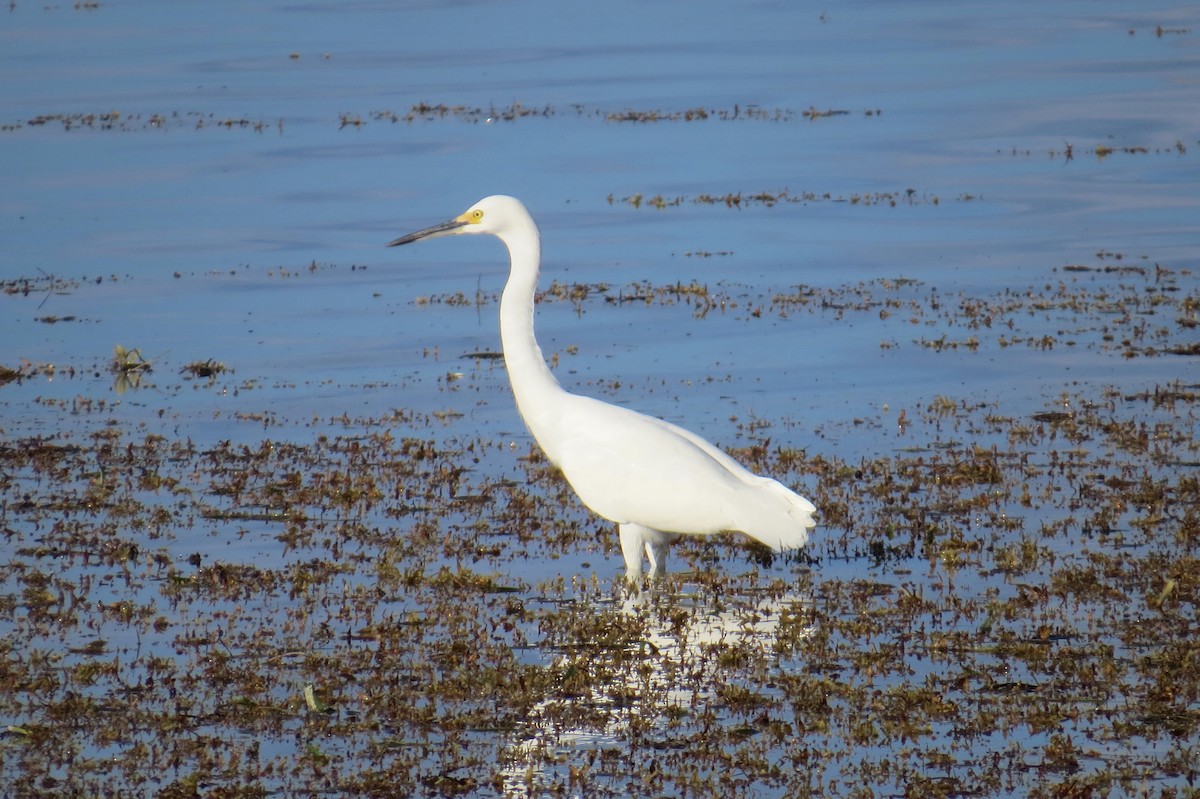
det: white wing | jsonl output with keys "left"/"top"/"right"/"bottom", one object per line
{"left": 546, "top": 393, "right": 815, "bottom": 551}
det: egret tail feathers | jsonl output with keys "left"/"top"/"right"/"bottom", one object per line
{"left": 732, "top": 479, "right": 816, "bottom": 553}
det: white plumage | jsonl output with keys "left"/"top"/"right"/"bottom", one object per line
{"left": 389, "top": 195, "right": 816, "bottom": 582}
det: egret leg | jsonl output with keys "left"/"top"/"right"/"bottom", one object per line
{"left": 644, "top": 529, "right": 680, "bottom": 578}
{"left": 619, "top": 523, "right": 648, "bottom": 582}
{"left": 620, "top": 524, "right": 682, "bottom": 582}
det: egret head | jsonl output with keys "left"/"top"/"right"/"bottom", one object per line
{"left": 387, "top": 195, "right": 529, "bottom": 247}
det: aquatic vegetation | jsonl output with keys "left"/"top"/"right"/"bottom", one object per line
{"left": 110, "top": 345, "right": 153, "bottom": 394}
{"left": 181, "top": 359, "right": 230, "bottom": 380}
{"left": 2, "top": 260, "right": 1198, "bottom": 798}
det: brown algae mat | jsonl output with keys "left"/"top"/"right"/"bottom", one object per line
{"left": 2, "top": 263, "right": 1198, "bottom": 798}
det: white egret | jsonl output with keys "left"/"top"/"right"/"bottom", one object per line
{"left": 388, "top": 196, "right": 816, "bottom": 582}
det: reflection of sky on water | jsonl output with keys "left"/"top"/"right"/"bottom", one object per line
{"left": 2, "top": 0, "right": 1198, "bottom": 794}
{"left": 5, "top": 1, "right": 1197, "bottom": 292}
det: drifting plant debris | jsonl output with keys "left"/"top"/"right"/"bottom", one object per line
{"left": 412, "top": 261, "right": 1198, "bottom": 356}
{"left": 608, "top": 188, "right": 957, "bottom": 209}
{"left": 4, "top": 102, "right": 884, "bottom": 134}
{"left": 2, "top": 259, "right": 1198, "bottom": 798}
{"left": 2, "top": 272, "right": 80, "bottom": 298}
{"left": 368, "top": 102, "right": 878, "bottom": 126}
{"left": 181, "top": 358, "right": 230, "bottom": 379}
{"left": 5, "top": 110, "right": 280, "bottom": 134}
{"left": 109, "top": 345, "right": 152, "bottom": 394}
{"left": 1012, "top": 139, "right": 1196, "bottom": 161}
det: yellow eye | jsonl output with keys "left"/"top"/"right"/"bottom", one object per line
{"left": 470, "top": 210, "right": 485, "bottom": 223}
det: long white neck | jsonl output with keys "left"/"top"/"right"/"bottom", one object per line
{"left": 496, "top": 216, "right": 569, "bottom": 463}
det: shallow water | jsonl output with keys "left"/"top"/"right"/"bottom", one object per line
{"left": 2, "top": 1, "right": 1199, "bottom": 797}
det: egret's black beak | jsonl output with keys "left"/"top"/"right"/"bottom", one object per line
{"left": 387, "top": 218, "right": 467, "bottom": 247}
